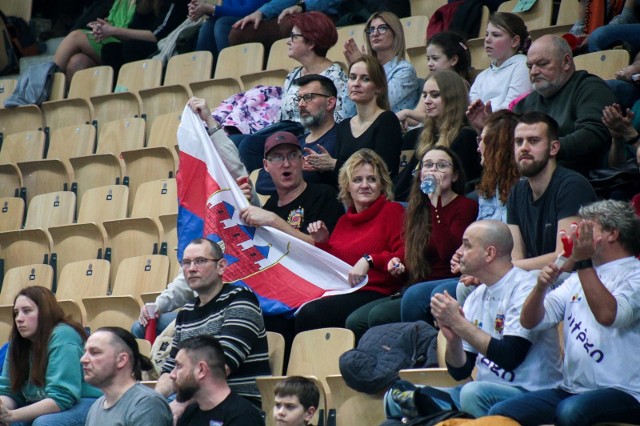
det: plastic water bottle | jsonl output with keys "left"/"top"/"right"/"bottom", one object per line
{"left": 420, "top": 175, "right": 437, "bottom": 194}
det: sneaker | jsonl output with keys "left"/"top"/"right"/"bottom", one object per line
{"left": 391, "top": 385, "right": 419, "bottom": 419}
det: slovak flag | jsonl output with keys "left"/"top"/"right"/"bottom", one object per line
{"left": 176, "top": 107, "right": 364, "bottom": 316}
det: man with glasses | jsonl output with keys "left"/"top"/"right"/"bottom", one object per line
{"left": 154, "top": 237, "right": 270, "bottom": 419}
{"left": 255, "top": 74, "right": 340, "bottom": 194}
{"left": 241, "top": 130, "right": 344, "bottom": 246}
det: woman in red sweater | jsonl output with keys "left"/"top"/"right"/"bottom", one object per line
{"left": 295, "top": 148, "right": 405, "bottom": 334}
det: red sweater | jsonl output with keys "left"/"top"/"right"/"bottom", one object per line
{"left": 318, "top": 196, "right": 405, "bottom": 295}
{"left": 425, "top": 195, "right": 479, "bottom": 280}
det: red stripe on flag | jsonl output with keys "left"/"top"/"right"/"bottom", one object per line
{"left": 178, "top": 151, "right": 220, "bottom": 218}
{"left": 243, "top": 263, "right": 326, "bottom": 308}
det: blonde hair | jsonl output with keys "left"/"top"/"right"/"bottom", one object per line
{"left": 338, "top": 149, "right": 394, "bottom": 206}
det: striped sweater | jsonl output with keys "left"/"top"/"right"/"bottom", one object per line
{"left": 162, "top": 284, "right": 271, "bottom": 401}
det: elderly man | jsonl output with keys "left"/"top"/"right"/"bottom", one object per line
{"left": 468, "top": 35, "right": 616, "bottom": 176}
{"left": 492, "top": 200, "right": 640, "bottom": 425}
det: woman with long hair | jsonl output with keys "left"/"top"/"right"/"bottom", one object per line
{"left": 304, "top": 54, "right": 403, "bottom": 182}
{"left": 298, "top": 149, "right": 405, "bottom": 334}
{"left": 0, "top": 286, "right": 100, "bottom": 424}
{"left": 347, "top": 146, "right": 477, "bottom": 338}
{"left": 396, "top": 31, "right": 472, "bottom": 129}
{"left": 341, "top": 11, "right": 421, "bottom": 116}
{"left": 394, "top": 70, "right": 480, "bottom": 201}
{"left": 402, "top": 110, "right": 521, "bottom": 323}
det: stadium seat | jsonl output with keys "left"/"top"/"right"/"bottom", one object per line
{"left": 215, "top": 43, "right": 265, "bottom": 81}
{"left": 0, "top": 130, "right": 45, "bottom": 164}
{"left": 0, "top": 105, "right": 43, "bottom": 137}
{"left": 77, "top": 184, "right": 129, "bottom": 223}
{"left": 0, "top": 164, "right": 22, "bottom": 198}
{"left": 82, "top": 254, "right": 169, "bottom": 331}
{"left": 266, "top": 38, "right": 298, "bottom": 72}
{"left": 102, "top": 217, "right": 162, "bottom": 285}
{"left": 158, "top": 212, "right": 179, "bottom": 280}
{"left": 401, "top": 16, "right": 428, "bottom": 50}
{"left": 138, "top": 84, "right": 190, "bottom": 140}
{"left": 24, "top": 191, "right": 76, "bottom": 229}
{"left": 115, "top": 58, "right": 163, "bottom": 93}
{"left": 130, "top": 179, "right": 177, "bottom": 219}
{"left": 48, "top": 222, "right": 107, "bottom": 284}
{"left": 67, "top": 66, "right": 114, "bottom": 100}
{"left": 120, "top": 148, "right": 176, "bottom": 214}
{"left": 145, "top": 111, "right": 181, "bottom": 169}
{"left": 557, "top": 0, "right": 581, "bottom": 26}
{"left": 90, "top": 92, "right": 142, "bottom": 132}
{"left": 574, "top": 49, "right": 630, "bottom": 81}
{"left": 409, "top": 0, "right": 446, "bottom": 18}
{"left": 325, "top": 374, "right": 386, "bottom": 426}
{"left": 50, "top": 72, "right": 66, "bottom": 101}
{"left": 407, "top": 46, "right": 427, "bottom": 79}
{"left": 327, "top": 24, "right": 365, "bottom": 65}
{"left": 256, "top": 328, "right": 355, "bottom": 426}
{"left": 164, "top": 51, "right": 213, "bottom": 86}
{"left": 56, "top": 258, "right": 110, "bottom": 325}
{"left": 240, "top": 69, "right": 289, "bottom": 92}
{"left": 189, "top": 78, "right": 242, "bottom": 111}
{"left": 468, "top": 37, "right": 491, "bottom": 70}
{"left": 0, "top": 197, "right": 24, "bottom": 231}
{"left": 41, "top": 97, "right": 93, "bottom": 133}
{"left": 498, "top": 0, "right": 553, "bottom": 31}
{"left": 266, "top": 331, "right": 285, "bottom": 376}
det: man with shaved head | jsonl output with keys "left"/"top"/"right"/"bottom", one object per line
{"left": 387, "top": 220, "right": 563, "bottom": 419}
{"left": 512, "top": 34, "right": 616, "bottom": 176}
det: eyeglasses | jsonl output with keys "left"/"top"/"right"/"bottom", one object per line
{"left": 293, "top": 93, "right": 331, "bottom": 104}
{"left": 290, "top": 32, "right": 305, "bottom": 42}
{"left": 421, "top": 160, "right": 453, "bottom": 171}
{"left": 180, "top": 257, "right": 221, "bottom": 269}
{"left": 267, "top": 152, "right": 302, "bottom": 164}
{"left": 365, "top": 24, "right": 391, "bottom": 36}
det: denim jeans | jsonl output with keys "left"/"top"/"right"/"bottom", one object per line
{"left": 459, "top": 381, "right": 527, "bottom": 417}
{"left": 400, "top": 278, "right": 460, "bottom": 324}
{"left": 588, "top": 24, "right": 640, "bottom": 54}
{"left": 131, "top": 311, "right": 178, "bottom": 339}
{"left": 13, "top": 398, "right": 97, "bottom": 426}
{"left": 195, "top": 16, "right": 238, "bottom": 57}
{"left": 489, "top": 387, "right": 640, "bottom": 426}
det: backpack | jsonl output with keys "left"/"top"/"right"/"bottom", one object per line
{"left": 339, "top": 321, "right": 438, "bottom": 394}
{"left": 4, "top": 15, "right": 38, "bottom": 58}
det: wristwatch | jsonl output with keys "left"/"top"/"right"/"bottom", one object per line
{"left": 296, "top": 0, "right": 306, "bottom": 12}
{"left": 574, "top": 259, "right": 593, "bottom": 270}
{"left": 363, "top": 254, "right": 374, "bottom": 268}
{"left": 207, "top": 122, "right": 221, "bottom": 136}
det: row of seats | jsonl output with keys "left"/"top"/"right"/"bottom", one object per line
{"left": 0, "top": 254, "right": 170, "bottom": 342}
{"left": 0, "top": 178, "right": 177, "bottom": 232}
{"left": 0, "top": 211, "right": 179, "bottom": 288}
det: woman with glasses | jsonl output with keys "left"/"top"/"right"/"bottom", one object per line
{"left": 346, "top": 146, "right": 478, "bottom": 339}
{"left": 0, "top": 286, "right": 101, "bottom": 425}
{"left": 304, "top": 55, "right": 403, "bottom": 184}
{"left": 341, "top": 11, "right": 421, "bottom": 116}
{"left": 394, "top": 70, "right": 480, "bottom": 201}
{"left": 296, "top": 149, "right": 405, "bottom": 334}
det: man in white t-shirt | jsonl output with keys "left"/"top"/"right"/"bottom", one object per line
{"left": 388, "top": 220, "right": 563, "bottom": 418}
{"left": 491, "top": 200, "right": 640, "bottom": 425}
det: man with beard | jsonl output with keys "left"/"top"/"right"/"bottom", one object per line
{"left": 508, "top": 112, "right": 597, "bottom": 272}
{"left": 171, "top": 336, "right": 264, "bottom": 426}
{"left": 512, "top": 35, "right": 616, "bottom": 176}
{"left": 154, "top": 238, "right": 271, "bottom": 418}
{"left": 82, "top": 327, "right": 172, "bottom": 425}
{"left": 256, "top": 73, "right": 340, "bottom": 194}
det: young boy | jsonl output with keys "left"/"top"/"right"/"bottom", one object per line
{"left": 273, "top": 376, "right": 320, "bottom": 426}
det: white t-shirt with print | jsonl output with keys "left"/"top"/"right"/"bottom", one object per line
{"left": 463, "top": 266, "right": 563, "bottom": 390}
{"left": 536, "top": 256, "right": 640, "bottom": 401}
